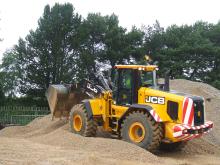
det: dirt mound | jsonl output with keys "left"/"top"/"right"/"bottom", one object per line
{"left": 0, "top": 137, "right": 153, "bottom": 165}
{"left": 0, "top": 115, "right": 160, "bottom": 164}
{"left": 0, "top": 115, "right": 67, "bottom": 138}
{"left": 170, "top": 79, "right": 220, "bottom": 146}
{"left": 170, "top": 79, "right": 220, "bottom": 100}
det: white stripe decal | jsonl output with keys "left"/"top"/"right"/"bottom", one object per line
{"left": 173, "top": 131, "right": 183, "bottom": 137}
{"left": 183, "top": 98, "right": 193, "bottom": 124}
{"left": 184, "top": 125, "right": 191, "bottom": 129}
{"left": 181, "top": 134, "right": 193, "bottom": 141}
{"left": 149, "top": 110, "right": 162, "bottom": 122}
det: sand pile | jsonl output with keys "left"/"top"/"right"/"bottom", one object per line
{"left": 0, "top": 115, "right": 160, "bottom": 165}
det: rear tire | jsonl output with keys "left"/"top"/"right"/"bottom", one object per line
{"left": 69, "top": 104, "right": 97, "bottom": 137}
{"left": 120, "top": 111, "right": 163, "bottom": 152}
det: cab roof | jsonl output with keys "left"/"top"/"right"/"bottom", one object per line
{"left": 114, "top": 65, "right": 158, "bottom": 71}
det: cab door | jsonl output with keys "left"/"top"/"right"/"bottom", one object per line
{"left": 116, "top": 69, "right": 133, "bottom": 105}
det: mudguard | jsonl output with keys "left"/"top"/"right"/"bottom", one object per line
{"left": 81, "top": 99, "right": 93, "bottom": 119}
{"left": 118, "top": 104, "right": 162, "bottom": 127}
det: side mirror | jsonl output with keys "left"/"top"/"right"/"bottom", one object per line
{"left": 164, "top": 69, "right": 171, "bottom": 91}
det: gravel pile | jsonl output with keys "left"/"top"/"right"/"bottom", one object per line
{"left": 0, "top": 115, "right": 160, "bottom": 164}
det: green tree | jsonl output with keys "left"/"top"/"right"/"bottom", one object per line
{"left": 0, "top": 73, "right": 5, "bottom": 105}
{"left": 0, "top": 18, "right": 2, "bottom": 42}
{"left": 0, "top": 48, "right": 21, "bottom": 97}
{"left": 205, "top": 22, "right": 220, "bottom": 88}
{"left": 101, "top": 15, "right": 144, "bottom": 70}
{"left": 75, "top": 13, "right": 107, "bottom": 80}
{"left": 1, "top": 7, "right": 145, "bottom": 99}
{"left": 5, "top": 3, "right": 82, "bottom": 97}
{"left": 0, "top": 18, "right": 4, "bottom": 103}
{"left": 142, "top": 21, "right": 166, "bottom": 74}
{"left": 143, "top": 21, "right": 217, "bottom": 84}
{"left": 75, "top": 13, "right": 144, "bottom": 78}
{"left": 162, "top": 22, "right": 215, "bottom": 80}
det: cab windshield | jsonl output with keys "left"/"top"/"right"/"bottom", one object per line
{"left": 140, "top": 70, "right": 157, "bottom": 87}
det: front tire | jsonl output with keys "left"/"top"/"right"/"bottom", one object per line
{"left": 120, "top": 111, "right": 163, "bottom": 152}
{"left": 69, "top": 104, "right": 97, "bottom": 137}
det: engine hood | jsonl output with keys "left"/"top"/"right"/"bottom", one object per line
{"left": 168, "top": 90, "right": 204, "bottom": 101}
{"left": 140, "top": 87, "right": 204, "bottom": 104}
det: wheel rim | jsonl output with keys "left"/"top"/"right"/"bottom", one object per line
{"left": 73, "top": 114, "right": 82, "bottom": 132}
{"left": 129, "top": 122, "right": 145, "bottom": 143}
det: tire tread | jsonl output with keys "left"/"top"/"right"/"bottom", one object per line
{"left": 69, "top": 104, "right": 97, "bottom": 137}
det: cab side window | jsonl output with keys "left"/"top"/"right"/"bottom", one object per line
{"left": 117, "top": 69, "right": 132, "bottom": 105}
{"left": 122, "top": 72, "right": 131, "bottom": 89}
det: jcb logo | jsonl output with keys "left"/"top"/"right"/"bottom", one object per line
{"left": 145, "top": 96, "right": 165, "bottom": 105}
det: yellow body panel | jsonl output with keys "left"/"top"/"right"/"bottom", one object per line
{"left": 89, "top": 92, "right": 113, "bottom": 131}
{"left": 164, "top": 122, "right": 180, "bottom": 142}
{"left": 138, "top": 87, "right": 186, "bottom": 142}
{"left": 89, "top": 92, "right": 112, "bottom": 116}
{"left": 89, "top": 98, "right": 104, "bottom": 115}
{"left": 138, "top": 87, "right": 185, "bottom": 123}
{"left": 111, "top": 105, "right": 129, "bottom": 118}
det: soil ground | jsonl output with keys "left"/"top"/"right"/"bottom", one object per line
{"left": 0, "top": 79, "right": 220, "bottom": 165}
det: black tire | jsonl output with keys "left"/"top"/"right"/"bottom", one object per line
{"left": 120, "top": 111, "right": 163, "bottom": 152}
{"left": 69, "top": 104, "right": 97, "bottom": 137}
{"left": 159, "top": 141, "right": 187, "bottom": 152}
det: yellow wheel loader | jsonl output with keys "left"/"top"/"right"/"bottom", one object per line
{"left": 46, "top": 64, "right": 213, "bottom": 152}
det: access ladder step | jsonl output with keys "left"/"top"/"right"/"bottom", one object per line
{"left": 112, "top": 121, "right": 118, "bottom": 125}
{"left": 112, "top": 128, "right": 118, "bottom": 132}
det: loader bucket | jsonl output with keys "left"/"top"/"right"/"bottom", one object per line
{"left": 46, "top": 84, "right": 86, "bottom": 118}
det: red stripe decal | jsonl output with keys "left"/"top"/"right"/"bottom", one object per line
{"left": 174, "top": 126, "right": 182, "bottom": 132}
{"left": 152, "top": 111, "right": 156, "bottom": 117}
{"left": 156, "top": 115, "right": 159, "bottom": 122}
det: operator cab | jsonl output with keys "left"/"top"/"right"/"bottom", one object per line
{"left": 113, "top": 65, "right": 158, "bottom": 106}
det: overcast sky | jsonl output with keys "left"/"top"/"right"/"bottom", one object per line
{"left": 0, "top": 0, "right": 220, "bottom": 61}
